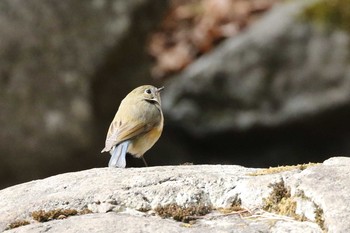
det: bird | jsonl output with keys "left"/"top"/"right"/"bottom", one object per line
{"left": 101, "top": 85, "right": 164, "bottom": 168}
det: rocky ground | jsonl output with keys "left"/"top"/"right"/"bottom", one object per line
{"left": 1, "top": 157, "right": 349, "bottom": 232}
{"left": 1, "top": 0, "right": 350, "bottom": 199}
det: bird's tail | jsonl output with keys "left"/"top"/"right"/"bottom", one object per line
{"left": 108, "top": 141, "right": 130, "bottom": 168}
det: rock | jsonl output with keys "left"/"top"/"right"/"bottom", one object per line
{"left": 161, "top": 0, "right": 350, "bottom": 166}
{"left": 4, "top": 212, "right": 321, "bottom": 233}
{"left": 0, "top": 0, "right": 169, "bottom": 188}
{"left": 1, "top": 157, "right": 350, "bottom": 232}
{"left": 289, "top": 157, "right": 350, "bottom": 232}
{"left": 162, "top": 0, "right": 350, "bottom": 134}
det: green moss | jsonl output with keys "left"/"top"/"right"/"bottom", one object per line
{"left": 303, "top": 0, "right": 350, "bottom": 32}
{"left": 155, "top": 203, "right": 212, "bottom": 223}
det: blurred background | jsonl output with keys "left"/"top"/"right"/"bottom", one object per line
{"left": 1, "top": 0, "right": 350, "bottom": 189}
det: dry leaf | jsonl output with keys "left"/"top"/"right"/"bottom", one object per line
{"left": 148, "top": 0, "right": 279, "bottom": 79}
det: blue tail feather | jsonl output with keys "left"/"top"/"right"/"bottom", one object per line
{"left": 108, "top": 141, "right": 130, "bottom": 168}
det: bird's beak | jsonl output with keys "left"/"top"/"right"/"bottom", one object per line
{"left": 157, "top": 86, "right": 164, "bottom": 92}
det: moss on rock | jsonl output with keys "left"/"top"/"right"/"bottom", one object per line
{"left": 5, "top": 220, "right": 30, "bottom": 230}
{"left": 303, "top": 0, "right": 350, "bottom": 32}
{"left": 263, "top": 180, "right": 306, "bottom": 221}
{"left": 155, "top": 203, "right": 212, "bottom": 223}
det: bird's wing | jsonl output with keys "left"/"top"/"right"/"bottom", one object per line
{"left": 101, "top": 121, "right": 154, "bottom": 152}
{"left": 115, "top": 122, "right": 154, "bottom": 142}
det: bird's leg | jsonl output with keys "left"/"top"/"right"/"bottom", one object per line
{"left": 141, "top": 156, "right": 148, "bottom": 167}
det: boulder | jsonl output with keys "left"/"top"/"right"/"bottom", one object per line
{"left": 1, "top": 157, "right": 350, "bottom": 232}
{"left": 0, "top": 0, "right": 169, "bottom": 188}
{"left": 161, "top": 0, "right": 350, "bottom": 166}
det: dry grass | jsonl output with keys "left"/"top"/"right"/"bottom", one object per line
{"left": 6, "top": 208, "right": 93, "bottom": 230}
{"left": 155, "top": 203, "right": 212, "bottom": 223}
{"left": 248, "top": 163, "right": 319, "bottom": 176}
{"left": 6, "top": 220, "right": 30, "bottom": 230}
{"left": 262, "top": 180, "right": 306, "bottom": 221}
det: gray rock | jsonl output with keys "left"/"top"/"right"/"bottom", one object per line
{"left": 1, "top": 157, "right": 350, "bottom": 232}
{"left": 160, "top": 0, "right": 350, "bottom": 168}
{"left": 289, "top": 157, "right": 350, "bottom": 232}
{"left": 0, "top": 0, "right": 169, "bottom": 188}
{"left": 162, "top": 0, "right": 350, "bottom": 135}
{"left": 4, "top": 212, "right": 321, "bottom": 233}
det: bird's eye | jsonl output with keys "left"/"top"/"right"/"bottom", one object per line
{"left": 145, "top": 89, "right": 151, "bottom": 94}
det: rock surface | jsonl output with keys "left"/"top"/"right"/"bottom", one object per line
{"left": 163, "top": 0, "right": 350, "bottom": 134}
{"left": 0, "top": 0, "right": 168, "bottom": 188}
{"left": 161, "top": 0, "right": 350, "bottom": 166}
{"left": 1, "top": 157, "right": 350, "bottom": 232}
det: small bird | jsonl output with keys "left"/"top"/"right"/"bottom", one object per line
{"left": 101, "top": 85, "right": 164, "bottom": 168}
